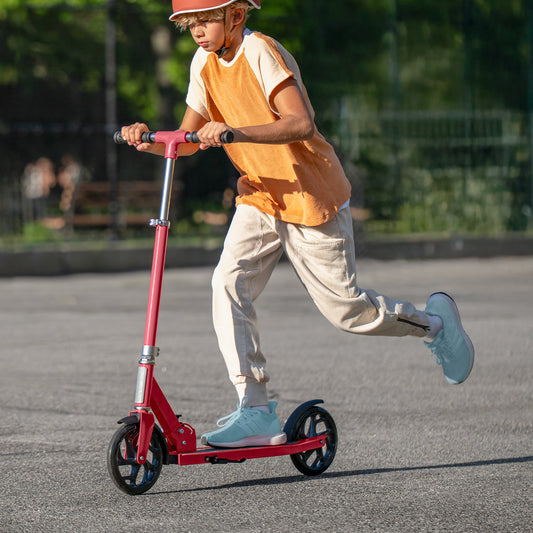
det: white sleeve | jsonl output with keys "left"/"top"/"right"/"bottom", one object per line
{"left": 185, "top": 48, "right": 210, "bottom": 120}
{"left": 244, "top": 34, "right": 300, "bottom": 115}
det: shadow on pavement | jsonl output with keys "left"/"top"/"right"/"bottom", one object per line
{"left": 147, "top": 455, "right": 533, "bottom": 496}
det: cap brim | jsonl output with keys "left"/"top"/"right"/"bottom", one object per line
{"left": 169, "top": 0, "right": 260, "bottom": 21}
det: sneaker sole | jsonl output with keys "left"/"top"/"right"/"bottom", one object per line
{"left": 428, "top": 292, "right": 475, "bottom": 384}
{"left": 202, "top": 432, "right": 287, "bottom": 448}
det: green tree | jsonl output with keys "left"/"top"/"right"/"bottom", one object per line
{"left": 1, "top": 0, "right": 531, "bottom": 236}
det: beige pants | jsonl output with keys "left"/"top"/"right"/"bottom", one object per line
{"left": 212, "top": 204, "right": 430, "bottom": 406}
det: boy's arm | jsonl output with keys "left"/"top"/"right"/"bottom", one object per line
{"left": 178, "top": 106, "right": 209, "bottom": 156}
{"left": 120, "top": 106, "right": 208, "bottom": 157}
{"left": 195, "top": 78, "right": 314, "bottom": 149}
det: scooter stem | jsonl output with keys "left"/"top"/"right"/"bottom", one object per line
{"left": 134, "top": 155, "right": 179, "bottom": 463}
{"left": 143, "top": 157, "right": 175, "bottom": 349}
{"left": 159, "top": 157, "right": 176, "bottom": 222}
{"left": 135, "top": 156, "right": 176, "bottom": 418}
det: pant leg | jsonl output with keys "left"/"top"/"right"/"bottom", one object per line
{"left": 280, "top": 207, "right": 430, "bottom": 337}
{"left": 212, "top": 205, "right": 284, "bottom": 406}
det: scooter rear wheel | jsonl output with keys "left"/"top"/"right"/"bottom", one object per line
{"left": 284, "top": 404, "right": 337, "bottom": 476}
{"left": 107, "top": 423, "right": 164, "bottom": 495}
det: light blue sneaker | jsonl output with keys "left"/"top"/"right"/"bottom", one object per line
{"left": 425, "top": 292, "right": 475, "bottom": 384}
{"left": 200, "top": 397, "right": 287, "bottom": 448}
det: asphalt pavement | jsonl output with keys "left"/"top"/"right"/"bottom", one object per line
{"left": 1, "top": 257, "right": 532, "bottom": 532}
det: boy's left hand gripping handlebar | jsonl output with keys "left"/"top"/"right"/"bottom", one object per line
{"left": 113, "top": 130, "right": 234, "bottom": 144}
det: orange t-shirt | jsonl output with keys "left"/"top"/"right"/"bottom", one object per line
{"left": 186, "top": 29, "right": 351, "bottom": 226}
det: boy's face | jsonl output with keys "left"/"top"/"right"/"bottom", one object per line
{"left": 189, "top": 17, "right": 226, "bottom": 53}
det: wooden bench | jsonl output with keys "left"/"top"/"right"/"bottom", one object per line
{"left": 72, "top": 181, "right": 175, "bottom": 228}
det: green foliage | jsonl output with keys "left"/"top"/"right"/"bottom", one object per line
{"left": 22, "top": 221, "right": 60, "bottom": 243}
{"left": 1, "top": 0, "right": 532, "bottom": 239}
{"left": 340, "top": 110, "right": 532, "bottom": 235}
{"left": 2, "top": 0, "right": 531, "bottom": 124}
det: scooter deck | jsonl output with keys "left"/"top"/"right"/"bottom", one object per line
{"left": 170, "top": 435, "right": 327, "bottom": 465}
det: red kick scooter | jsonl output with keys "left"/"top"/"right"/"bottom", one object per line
{"left": 107, "top": 130, "right": 338, "bottom": 495}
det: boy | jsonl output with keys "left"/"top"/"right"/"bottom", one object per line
{"left": 121, "top": 0, "right": 474, "bottom": 449}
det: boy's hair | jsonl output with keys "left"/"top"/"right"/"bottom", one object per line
{"left": 173, "top": 0, "right": 253, "bottom": 31}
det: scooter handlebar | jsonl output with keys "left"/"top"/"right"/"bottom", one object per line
{"left": 186, "top": 131, "right": 234, "bottom": 144}
{"left": 113, "top": 130, "right": 234, "bottom": 145}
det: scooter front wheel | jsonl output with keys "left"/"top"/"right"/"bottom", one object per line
{"left": 107, "top": 423, "right": 165, "bottom": 495}
{"left": 284, "top": 404, "right": 337, "bottom": 476}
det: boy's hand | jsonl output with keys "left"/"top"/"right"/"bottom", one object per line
{"left": 121, "top": 122, "right": 154, "bottom": 153}
{"left": 196, "top": 122, "right": 235, "bottom": 150}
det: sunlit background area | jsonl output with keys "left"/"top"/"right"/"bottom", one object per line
{"left": 1, "top": 0, "right": 532, "bottom": 247}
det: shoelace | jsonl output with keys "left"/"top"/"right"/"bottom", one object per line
{"left": 216, "top": 396, "right": 249, "bottom": 427}
{"left": 428, "top": 334, "right": 455, "bottom": 366}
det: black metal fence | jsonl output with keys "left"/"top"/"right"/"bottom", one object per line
{"left": 0, "top": 123, "right": 235, "bottom": 243}
{"left": 2, "top": 1, "right": 533, "bottom": 244}
{"left": 1, "top": 109, "right": 531, "bottom": 244}
{"left": 331, "top": 107, "right": 532, "bottom": 236}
